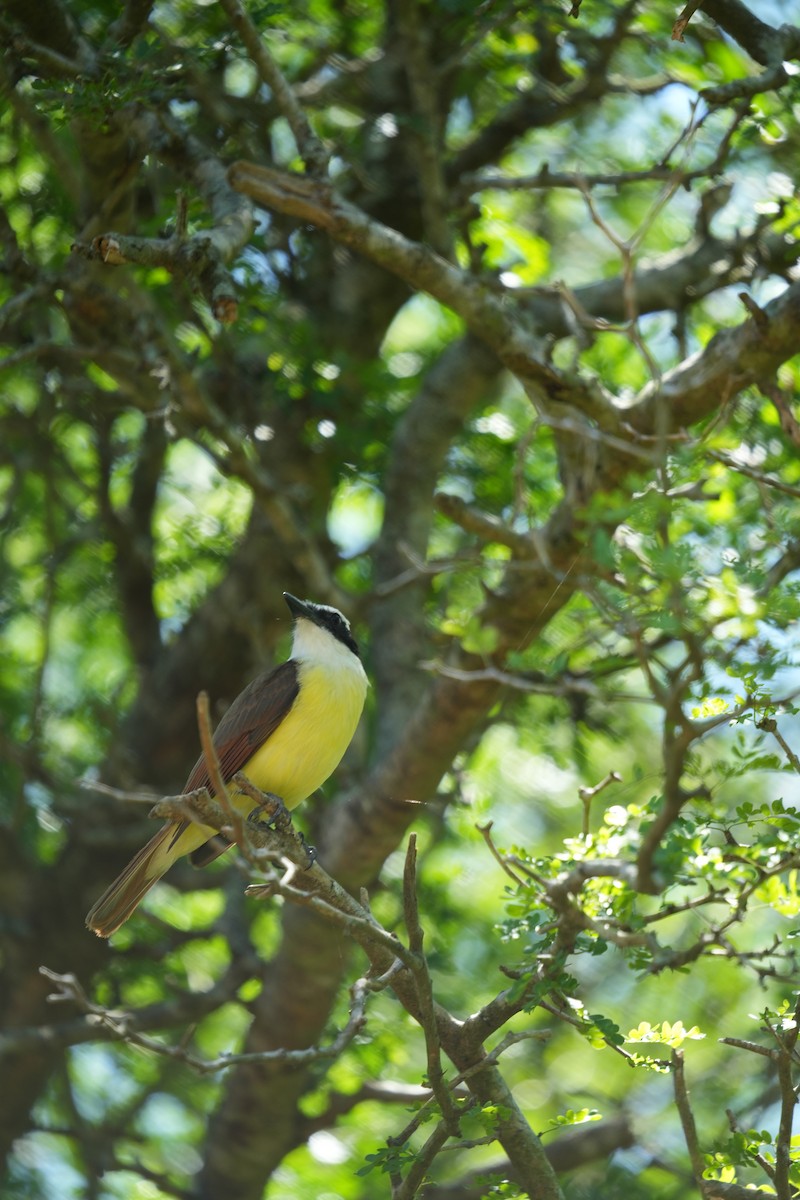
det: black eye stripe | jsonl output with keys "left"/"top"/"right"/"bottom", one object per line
{"left": 303, "top": 602, "right": 361, "bottom": 658}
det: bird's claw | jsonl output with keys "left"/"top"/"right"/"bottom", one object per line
{"left": 247, "top": 792, "right": 291, "bottom": 831}
{"left": 246, "top": 795, "right": 315, "bottom": 866}
{"left": 298, "top": 832, "right": 317, "bottom": 869}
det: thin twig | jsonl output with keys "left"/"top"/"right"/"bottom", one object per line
{"left": 725, "top": 1109, "right": 775, "bottom": 1182}
{"left": 403, "top": 835, "right": 461, "bottom": 1133}
{"left": 218, "top": 0, "right": 328, "bottom": 173}
{"left": 476, "top": 822, "right": 529, "bottom": 888}
{"left": 196, "top": 691, "right": 235, "bottom": 821}
{"left": 767, "top": 995, "right": 800, "bottom": 1200}
{"left": 672, "top": 1049, "right": 707, "bottom": 1189}
{"left": 578, "top": 771, "right": 621, "bottom": 837}
{"left": 78, "top": 778, "right": 162, "bottom": 805}
{"left": 393, "top": 1116, "right": 460, "bottom": 1200}
{"left": 709, "top": 450, "right": 800, "bottom": 501}
{"left": 39, "top": 967, "right": 369, "bottom": 1075}
{"left": 672, "top": 0, "right": 702, "bottom": 41}
{"left": 757, "top": 718, "right": 800, "bottom": 775}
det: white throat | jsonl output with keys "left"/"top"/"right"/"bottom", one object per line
{"left": 291, "top": 618, "right": 366, "bottom": 679}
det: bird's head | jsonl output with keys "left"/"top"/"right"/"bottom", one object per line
{"left": 284, "top": 592, "right": 361, "bottom": 662}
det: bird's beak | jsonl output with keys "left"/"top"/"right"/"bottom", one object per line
{"left": 283, "top": 592, "right": 314, "bottom": 620}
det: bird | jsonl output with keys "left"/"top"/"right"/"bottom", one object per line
{"left": 86, "top": 592, "right": 368, "bottom": 937}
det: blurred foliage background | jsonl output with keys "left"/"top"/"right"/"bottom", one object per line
{"left": 2, "top": 1, "right": 800, "bottom": 1198}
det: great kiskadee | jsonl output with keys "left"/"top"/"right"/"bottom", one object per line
{"left": 86, "top": 593, "right": 368, "bottom": 937}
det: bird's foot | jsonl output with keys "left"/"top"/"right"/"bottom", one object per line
{"left": 246, "top": 794, "right": 316, "bottom": 867}
{"left": 247, "top": 792, "right": 291, "bottom": 831}
{"left": 298, "top": 832, "right": 317, "bottom": 869}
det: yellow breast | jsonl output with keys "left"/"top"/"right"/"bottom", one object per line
{"left": 238, "top": 656, "right": 367, "bottom": 808}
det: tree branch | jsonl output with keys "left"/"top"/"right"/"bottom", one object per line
{"left": 699, "top": 0, "right": 800, "bottom": 67}
{"left": 129, "top": 784, "right": 568, "bottom": 1200}
{"left": 40, "top": 966, "right": 371, "bottom": 1076}
{"left": 228, "top": 160, "right": 600, "bottom": 409}
{"left": 633, "top": 279, "right": 800, "bottom": 433}
{"left": 218, "top": 0, "right": 328, "bottom": 174}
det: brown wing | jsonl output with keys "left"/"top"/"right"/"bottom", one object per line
{"left": 183, "top": 659, "right": 300, "bottom": 794}
{"left": 179, "top": 660, "right": 300, "bottom": 868}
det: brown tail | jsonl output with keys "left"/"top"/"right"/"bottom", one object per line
{"left": 86, "top": 822, "right": 183, "bottom": 937}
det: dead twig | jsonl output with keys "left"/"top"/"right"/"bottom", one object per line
{"left": 672, "top": 1049, "right": 707, "bottom": 1187}
{"left": 403, "top": 835, "right": 461, "bottom": 1134}
{"left": 39, "top": 966, "right": 370, "bottom": 1075}
{"left": 578, "top": 771, "right": 622, "bottom": 836}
